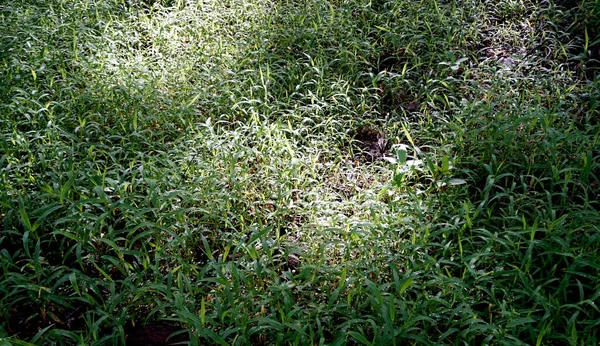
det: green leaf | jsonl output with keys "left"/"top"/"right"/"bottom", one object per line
{"left": 446, "top": 178, "right": 466, "bottom": 186}
{"left": 22, "top": 231, "right": 31, "bottom": 258}
{"left": 60, "top": 173, "right": 76, "bottom": 204}
{"left": 69, "top": 272, "right": 80, "bottom": 295}
{"left": 19, "top": 202, "right": 32, "bottom": 232}
{"left": 399, "top": 277, "right": 415, "bottom": 294}
{"left": 348, "top": 332, "right": 372, "bottom": 346}
{"left": 31, "top": 204, "right": 62, "bottom": 232}
{"left": 366, "top": 279, "right": 384, "bottom": 306}
{"left": 396, "top": 148, "right": 407, "bottom": 165}
{"left": 393, "top": 171, "right": 405, "bottom": 187}
{"left": 200, "top": 297, "right": 206, "bottom": 325}
{"left": 442, "top": 155, "right": 450, "bottom": 173}
{"left": 401, "top": 123, "right": 416, "bottom": 148}
{"left": 507, "top": 317, "right": 536, "bottom": 328}
{"left": 248, "top": 226, "right": 271, "bottom": 244}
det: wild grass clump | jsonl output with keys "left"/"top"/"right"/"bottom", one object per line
{"left": 1, "top": 0, "right": 599, "bottom": 344}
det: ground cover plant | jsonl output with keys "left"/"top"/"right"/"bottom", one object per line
{"left": 1, "top": 0, "right": 599, "bottom": 344}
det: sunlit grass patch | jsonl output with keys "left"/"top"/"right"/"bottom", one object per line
{"left": 1, "top": 0, "right": 599, "bottom": 344}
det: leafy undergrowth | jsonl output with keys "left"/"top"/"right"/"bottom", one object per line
{"left": 1, "top": 0, "right": 599, "bottom": 345}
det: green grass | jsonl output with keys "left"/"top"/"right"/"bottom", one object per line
{"left": 1, "top": 0, "right": 599, "bottom": 344}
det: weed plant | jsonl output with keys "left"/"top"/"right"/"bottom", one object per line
{"left": 1, "top": 0, "right": 599, "bottom": 345}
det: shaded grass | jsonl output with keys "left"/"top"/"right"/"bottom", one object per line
{"left": 1, "top": 0, "right": 599, "bottom": 345}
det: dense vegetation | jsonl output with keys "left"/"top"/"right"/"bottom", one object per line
{"left": 1, "top": 0, "right": 599, "bottom": 344}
